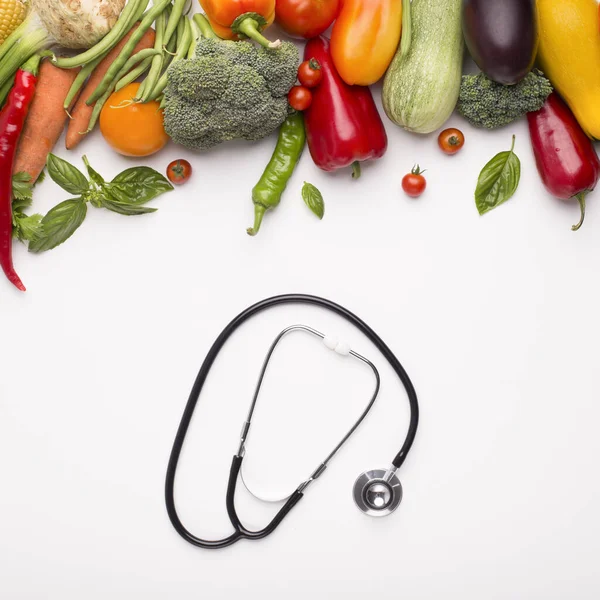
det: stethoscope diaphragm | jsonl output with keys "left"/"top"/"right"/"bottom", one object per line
{"left": 353, "top": 468, "right": 403, "bottom": 517}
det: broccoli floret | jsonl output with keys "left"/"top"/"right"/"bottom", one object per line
{"left": 457, "top": 69, "right": 553, "bottom": 129}
{"left": 163, "top": 38, "right": 299, "bottom": 151}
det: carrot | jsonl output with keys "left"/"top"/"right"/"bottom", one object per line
{"left": 66, "top": 24, "right": 156, "bottom": 150}
{"left": 12, "top": 62, "right": 81, "bottom": 183}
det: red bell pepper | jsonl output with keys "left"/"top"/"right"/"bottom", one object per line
{"left": 0, "top": 54, "right": 40, "bottom": 292}
{"left": 528, "top": 92, "right": 600, "bottom": 231}
{"left": 303, "top": 36, "right": 387, "bottom": 178}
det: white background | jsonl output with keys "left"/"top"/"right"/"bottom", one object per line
{"left": 2, "top": 17, "right": 600, "bottom": 600}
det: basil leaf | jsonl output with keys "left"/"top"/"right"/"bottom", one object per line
{"left": 82, "top": 156, "right": 105, "bottom": 187}
{"left": 47, "top": 154, "right": 90, "bottom": 195}
{"left": 475, "top": 135, "right": 521, "bottom": 215}
{"left": 28, "top": 199, "right": 87, "bottom": 253}
{"left": 107, "top": 166, "right": 174, "bottom": 205}
{"left": 302, "top": 182, "right": 324, "bottom": 220}
{"left": 99, "top": 197, "right": 158, "bottom": 216}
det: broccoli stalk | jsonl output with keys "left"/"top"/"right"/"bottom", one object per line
{"left": 457, "top": 69, "right": 553, "bottom": 129}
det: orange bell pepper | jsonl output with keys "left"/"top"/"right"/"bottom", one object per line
{"left": 330, "top": 0, "right": 403, "bottom": 86}
{"left": 198, "top": 0, "right": 279, "bottom": 48}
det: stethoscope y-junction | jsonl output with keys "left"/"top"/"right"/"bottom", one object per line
{"left": 165, "top": 294, "right": 419, "bottom": 549}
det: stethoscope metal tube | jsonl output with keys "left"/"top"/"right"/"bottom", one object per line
{"left": 165, "top": 294, "right": 419, "bottom": 549}
{"left": 238, "top": 324, "right": 381, "bottom": 503}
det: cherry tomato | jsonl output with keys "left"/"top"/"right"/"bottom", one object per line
{"left": 100, "top": 83, "right": 169, "bottom": 157}
{"left": 402, "top": 165, "right": 427, "bottom": 198}
{"left": 298, "top": 59, "right": 323, "bottom": 88}
{"left": 276, "top": 0, "right": 340, "bottom": 39}
{"left": 167, "top": 159, "right": 192, "bottom": 185}
{"left": 438, "top": 128, "right": 465, "bottom": 155}
{"left": 288, "top": 86, "right": 313, "bottom": 111}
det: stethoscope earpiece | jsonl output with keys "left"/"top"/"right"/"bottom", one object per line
{"left": 353, "top": 468, "right": 403, "bottom": 517}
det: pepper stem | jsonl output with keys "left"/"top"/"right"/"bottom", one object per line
{"left": 351, "top": 161, "right": 361, "bottom": 179}
{"left": 247, "top": 204, "right": 267, "bottom": 236}
{"left": 572, "top": 192, "right": 586, "bottom": 232}
{"left": 232, "top": 13, "right": 281, "bottom": 49}
{"left": 21, "top": 53, "right": 41, "bottom": 76}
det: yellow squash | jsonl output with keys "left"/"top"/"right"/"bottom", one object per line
{"left": 537, "top": 0, "right": 600, "bottom": 139}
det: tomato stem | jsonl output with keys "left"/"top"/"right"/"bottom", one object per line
{"left": 351, "top": 161, "right": 361, "bottom": 179}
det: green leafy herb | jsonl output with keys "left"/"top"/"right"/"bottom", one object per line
{"left": 82, "top": 155, "right": 105, "bottom": 187}
{"left": 302, "top": 182, "right": 325, "bottom": 220}
{"left": 47, "top": 154, "right": 90, "bottom": 196}
{"left": 106, "top": 167, "right": 175, "bottom": 205}
{"left": 99, "top": 197, "right": 158, "bottom": 216}
{"left": 12, "top": 172, "right": 33, "bottom": 203}
{"left": 475, "top": 135, "right": 521, "bottom": 215}
{"left": 29, "top": 155, "right": 174, "bottom": 253}
{"left": 14, "top": 214, "right": 44, "bottom": 244}
{"left": 28, "top": 199, "right": 88, "bottom": 253}
{"left": 11, "top": 173, "right": 43, "bottom": 243}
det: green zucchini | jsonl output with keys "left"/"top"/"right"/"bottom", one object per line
{"left": 383, "top": 0, "right": 464, "bottom": 134}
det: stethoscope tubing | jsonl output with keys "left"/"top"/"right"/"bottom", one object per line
{"left": 165, "top": 293, "right": 419, "bottom": 549}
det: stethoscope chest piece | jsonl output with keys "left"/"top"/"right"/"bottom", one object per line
{"left": 353, "top": 469, "right": 403, "bottom": 517}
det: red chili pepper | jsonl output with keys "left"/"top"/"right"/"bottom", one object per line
{"left": 303, "top": 36, "right": 387, "bottom": 178}
{"left": 0, "top": 54, "right": 40, "bottom": 292}
{"left": 528, "top": 92, "right": 600, "bottom": 231}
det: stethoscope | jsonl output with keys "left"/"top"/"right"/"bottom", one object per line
{"left": 165, "top": 294, "right": 419, "bottom": 549}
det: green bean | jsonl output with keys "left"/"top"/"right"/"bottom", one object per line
{"left": 86, "top": 48, "right": 161, "bottom": 134}
{"left": 115, "top": 56, "right": 153, "bottom": 92}
{"left": 86, "top": 0, "right": 172, "bottom": 106}
{"left": 146, "top": 17, "right": 192, "bottom": 103}
{"left": 157, "top": 18, "right": 180, "bottom": 74}
{"left": 136, "top": 4, "right": 171, "bottom": 100}
{"left": 54, "top": 0, "right": 149, "bottom": 69}
{"left": 163, "top": 0, "right": 187, "bottom": 48}
{"left": 193, "top": 14, "right": 218, "bottom": 39}
{"left": 136, "top": 10, "right": 166, "bottom": 102}
{"left": 63, "top": 53, "right": 107, "bottom": 113}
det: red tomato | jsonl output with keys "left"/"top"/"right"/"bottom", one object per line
{"left": 402, "top": 165, "right": 427, "bottom": 198}
{"left": 167, "top": 159, "right": 192, "bottom": 185}
{"left": 288, "top": 86, "right": 313, "bottom": 111}
{"left": 298, "top": 59, "right": 323, "bottom": 88}
{"left": 275, "top": 0, "right": 340, "bottom": 39}
{"left": 438, "top": 128, "right": 465, "bottom": 155}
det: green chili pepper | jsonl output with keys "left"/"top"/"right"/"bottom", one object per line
{"left": 247, "top": 112, "right": 305, "bottom": 237}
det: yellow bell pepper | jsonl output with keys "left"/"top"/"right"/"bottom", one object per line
{"left": 537, "top": 0, "right": 600, "bottom": 140}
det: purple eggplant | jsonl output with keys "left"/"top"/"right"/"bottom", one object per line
{"left": 462, "top": 0, "right": 538, "bottom": 85}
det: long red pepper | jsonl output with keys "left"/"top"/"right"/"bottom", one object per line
{"left": 303, "top": 36, "right": 387, "bottom": 178}
{"left": 0, "top": 54, "right": 40, "bottom": 292}
{"left": 528, "top": 92, "right": 600, "bottom": 231}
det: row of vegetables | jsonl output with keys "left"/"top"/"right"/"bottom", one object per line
{"left": 0, "top": 0, "right": 599, "bottom": 293}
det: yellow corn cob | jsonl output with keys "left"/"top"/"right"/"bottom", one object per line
{"left": 0, "top": 0, "right": 28, "bottom": 46}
